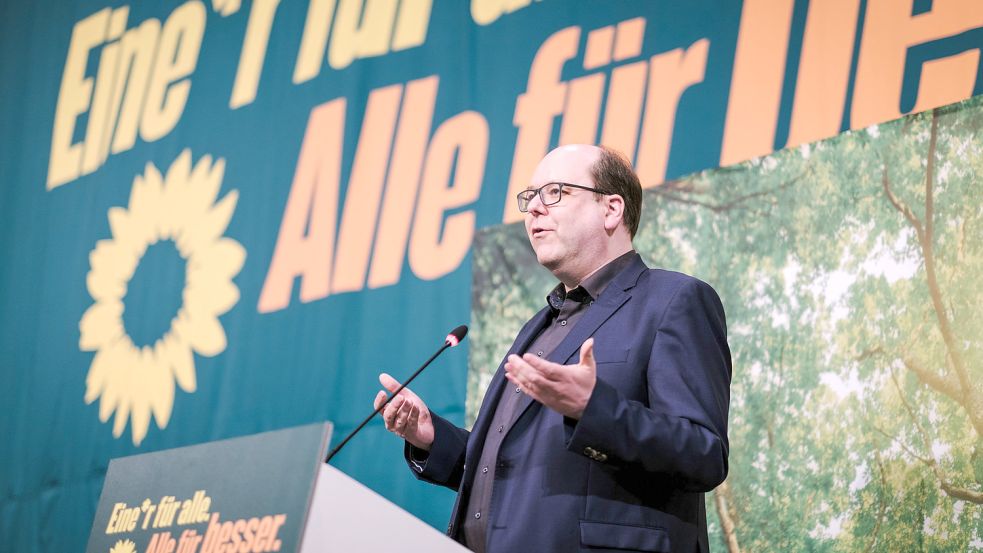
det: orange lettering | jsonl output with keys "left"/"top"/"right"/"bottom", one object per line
{"left": 785, "top": 0, "right": 860, "bottom": 148}
{"left": 720, "top": 0, "right": 795, "bottom": 166}
{"left": 410, "top": 112, "right": 488, "bottom": 280}
{"left": 635, "top": 39, "right": 709, "bottom": 187}
{"left": 257, "top": 100, "right": 345, "bottom": 313}
{"left": 368, "top": 76, "right": 439, "bottom": 289}
{"left": 504, "top": 26, "right": 580, "bottom": 223}
{"left": 331, "top": 84, "right": 403, "bottom": 293}
{"left": 852, "top": 0, "right": 982, "bottom": 129}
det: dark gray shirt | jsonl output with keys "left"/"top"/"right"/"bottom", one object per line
{"left": 460, "top": 251, "right": 636, "bottom": 553}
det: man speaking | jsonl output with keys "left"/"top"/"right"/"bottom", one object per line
{"left": 374, "top": 144, "right": 732, "bottom": 552}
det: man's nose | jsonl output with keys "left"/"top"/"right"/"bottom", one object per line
{"left": 525, "top": 192, "right": 548, "bottom": 215}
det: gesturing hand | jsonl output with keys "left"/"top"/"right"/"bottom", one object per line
{"left": 504, "top": 338, "right": 597, "bottom": 419}
{"left": 374, "top": 373, "right": 435, "bottom": 451}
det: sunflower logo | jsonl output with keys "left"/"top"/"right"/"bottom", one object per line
{"left": 109, "top": 539, "right": 136, "bottom": 553}
{"left": 79, "top": 149, "right": 246, "bottom": 445}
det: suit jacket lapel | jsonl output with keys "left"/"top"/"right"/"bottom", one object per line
{"left": 466, "top": 307, "right": 552, "bottom": 462}
{"left": 510, "top": 255, "right": 648, "bottom": 424}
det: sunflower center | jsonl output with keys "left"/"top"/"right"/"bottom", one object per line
{"left": 122, "top": 240, "right": 186, "bottom": 349}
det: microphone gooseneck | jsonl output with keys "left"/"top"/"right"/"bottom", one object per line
{"left": 324, "top": 325, "right": 468, "bottom": 463}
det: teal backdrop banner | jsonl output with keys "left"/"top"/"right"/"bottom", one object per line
{"left": 1, "top": 1, "right": 981, "bottom": 551}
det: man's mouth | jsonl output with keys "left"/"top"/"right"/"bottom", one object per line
{"left": 531, "top": 227, "right": 551, "bottom": 238}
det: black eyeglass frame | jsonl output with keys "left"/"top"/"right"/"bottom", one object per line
{"left": 516, "top": 181, "right": 609, "bottom": 212}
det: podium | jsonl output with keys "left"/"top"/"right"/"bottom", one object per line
{"left": 86, "top": 422, "right": 467, "bottom": 553}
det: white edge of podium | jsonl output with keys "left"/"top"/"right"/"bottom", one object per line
{"left": 299, "top": 463, "right": 469, "bottom": 552}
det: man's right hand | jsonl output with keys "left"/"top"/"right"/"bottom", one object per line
{"left": 374, "top": 373, "right": 435, "bottom": 451}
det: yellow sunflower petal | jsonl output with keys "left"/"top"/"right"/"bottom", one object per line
{"left": 86, "top": 269, "right": 125, "bottom": 304}
{"left": 130, "top": 165, "right": 158, "bottom": 213}
{"left": 173, "top": 309, "right": 227, "bottom": 357}
{"left": 87, "top": 239, "right": 137, "bottom": 301}
{"left": 185, "top": 279, "right": 240, "bottom": 318}
{"left": 177, "top": 190, "right": 238, "bottom": 257}
{"left": 186, "top": 155, "right": 224, "bottom": 216}
{"left": 129, "top": 162, "right": 164, "bottom": 244}
{"left": 108, "top": 207, "right": 147, "bottom": 258}
{"left": 84, "top": 340, "right": 119, "bottom": 403}
{"left": 161, "top": 331, "right": 196, "bottom": 392}
{"left": 112, "top": 396, "right": 131, "bottom": 438}
{"left": 129, "top": 349, "right": 153, "bottom": 445}
{"left": 166, "top": 149, "right": 193, "bottom": 196}
{"left": 79, "top": 300, "right": 124, "bottom": 351}
{"left": 187, "top": 238, "right": 246, "bottom": 283}
{"left": 158, "top": 151, "right": 194, "bottom": 239}
{"left": 98, "top": 340, "right": 136, "bottom": 422}
{"left": 150, "top": 341, "right": 176, "bottom": 428}
{"left": 187, "top": 152, "right": 213, "bottom": 187}
{"left": 159, "top": 173, "right": 190, "bottom": 243}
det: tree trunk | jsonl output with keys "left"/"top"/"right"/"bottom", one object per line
{"left": 714, "top": 480, "right": 742, "bottom": 553}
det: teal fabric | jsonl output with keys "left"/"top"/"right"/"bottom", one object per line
{"left": 1, "top": 1, "right": 979, "bottom": 551}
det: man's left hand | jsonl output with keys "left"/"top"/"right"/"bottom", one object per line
{"left": 504, "top": 338, "right": 597, "bottom": 419}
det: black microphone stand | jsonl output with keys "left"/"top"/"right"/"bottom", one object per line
{"left": 324, "top": 337, "right": 457, "bottom": 463}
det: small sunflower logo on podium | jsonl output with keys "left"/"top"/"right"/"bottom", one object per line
{"left": 109, "top": 539, "right": 136, "bottom": 553}
{"left": 79, "top": 150, "right": 246, "bottom": 445}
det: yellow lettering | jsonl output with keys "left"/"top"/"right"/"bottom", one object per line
{"left": 230, "top": 0, "right": 282, "bottom": 109}
{"left": 329, "top": 0, "right": 399, "bottom": 69}
{"left": 48, "top": 8, "right": 112, "bottom": 189}
{"left": 293, "top": 0, "right": 336, "bottom": 84}
{"left": 141, "top": 1, "right": 206, "bottom": 141}
{"left": 110, "top": 18, "right": 162, "bottom": 154}
{"left": 391, "top": 0, "right": 433, "bottom": 51}
{"left": 80, "top": 7, "right": 130, "bottom": 175}
{"left": 294, "top": 0, "right": 433, "bottom": 81}
{"left": 471, "top": 0, "right": 532, "bottom": 26}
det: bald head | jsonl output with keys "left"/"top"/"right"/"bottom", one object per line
{"left": 530, "top": 144, "right": 604, "bottom": 187}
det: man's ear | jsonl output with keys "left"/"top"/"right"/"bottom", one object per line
{"left": 603, "top": 194, "right": 625, "bottom": 232}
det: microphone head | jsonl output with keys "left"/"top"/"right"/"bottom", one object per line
{"left": 445, "top": 325, "right": 468, "bottom": 347}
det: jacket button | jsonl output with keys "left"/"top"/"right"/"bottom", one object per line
{"left": 583, "top": 446, "right": 607, "bottom": 462}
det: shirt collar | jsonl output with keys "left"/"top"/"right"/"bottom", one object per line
{"left": 545, "top": 250, "right": 638, "bottom": 312}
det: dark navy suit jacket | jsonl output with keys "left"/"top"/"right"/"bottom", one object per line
{"left": 407, "top": 255, "right": 731, "bottom": 552}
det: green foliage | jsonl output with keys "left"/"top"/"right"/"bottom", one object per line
{"left": 470, "top": 96, "right": 983, "bottom": 550}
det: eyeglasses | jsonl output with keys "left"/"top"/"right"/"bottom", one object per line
{"left": 516, "top": 182, "right": 608, "bottom": 212}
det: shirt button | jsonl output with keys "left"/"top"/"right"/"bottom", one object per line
{"left": 560, "top": 320, "right": 567, "bottom": 326}
{"left": 515, "top": 387, "right": 521, "bottom": 393}
{"left": 474, "top": 512, "right": 481, "bottom": 519}
{"left": 482, "top": 466, "right": 489, "bottom": 473}
{"left": 589, "top": 300, "right": 594, "bottom": 306}
{"left": 537, "top": 351, "right": 544, "bottom": 356}
{"left": 498, "top": 425, "right": 504, "bottom": 432}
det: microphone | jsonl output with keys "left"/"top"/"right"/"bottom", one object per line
{"left": 324, "top": 325, "right": 468, "bottom": 463}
